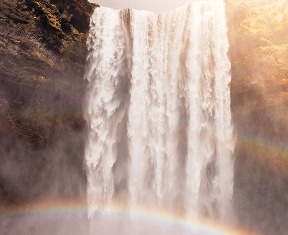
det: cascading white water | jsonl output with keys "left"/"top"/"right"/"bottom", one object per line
{"left": 84, "top": 1, "right": 234, "bottom": 232}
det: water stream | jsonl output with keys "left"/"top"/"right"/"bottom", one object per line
{"left": 84, "top": 2, "right": 234, "bottom": 234}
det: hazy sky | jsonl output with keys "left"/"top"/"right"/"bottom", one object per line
{"left": 89, "top": 0, "right": 193, "bottom": 11}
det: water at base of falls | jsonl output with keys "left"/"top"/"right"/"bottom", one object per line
{"left": 84, "top": 1, "right": 234, "bottom": 233}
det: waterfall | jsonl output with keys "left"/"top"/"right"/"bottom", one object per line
{"left": 84, "top": 1, "right": 234, "bottom": 231}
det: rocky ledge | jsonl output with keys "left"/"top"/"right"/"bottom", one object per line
{"left": 0, "top": 0, "right": 97, "bottom": 204}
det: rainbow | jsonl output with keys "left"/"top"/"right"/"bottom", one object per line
{"left": 0, "top": 199, "right": 252, "bottom": 235}
{"left": 234, "top": 131, "right": 288, "bottom": 175}
{"left": 236, "top": 132, "right": 288, "bottom": 160}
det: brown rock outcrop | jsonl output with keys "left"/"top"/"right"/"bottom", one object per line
{"left": 0, "top": 0, "right": 97, "bottom": 205}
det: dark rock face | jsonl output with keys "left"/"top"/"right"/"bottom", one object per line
{"left": 0, "top": 0, "right": 97, "bottom": 205}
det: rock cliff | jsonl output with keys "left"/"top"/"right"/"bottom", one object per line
{"left": 0, "top": 0, "right": 97, "bottom": 204}
{"left": 227, "top": 0, "right": 288, "bottom": 234}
